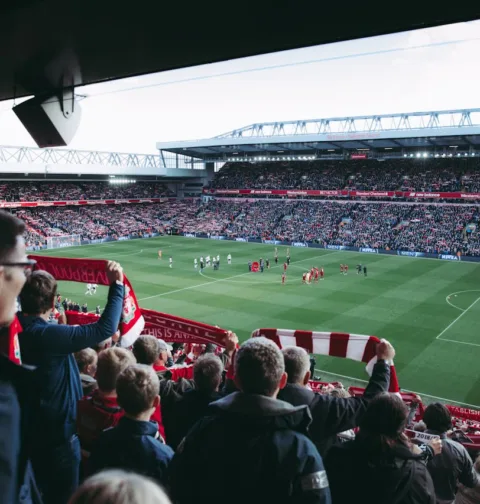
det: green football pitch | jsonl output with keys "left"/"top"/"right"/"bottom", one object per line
{"left": 37, "top": 235, "right": 480, "bottom": 407}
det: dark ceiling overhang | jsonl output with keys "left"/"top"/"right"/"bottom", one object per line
{"left": 0, "top": 1, "right": 479, "bottom": 102}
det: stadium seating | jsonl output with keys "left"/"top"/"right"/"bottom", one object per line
{"left": 208, "top": 158, "right": 480, "bottom": 192}
{"left": 14, "top": 198, "right": 480, "bottom": 256}
{"left": 0, "top": 181, "right": 172, "bottom": 201}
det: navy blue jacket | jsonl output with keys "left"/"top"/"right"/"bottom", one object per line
{"left": 0, "top": 353, "right": 42, "bottom": 504}
{"left": 278, "top": 360, "right": 390, "bottom": 456}
{"left": 168, "top": 388, "right": 221, "bottom": 449}
{"left": 170, "top": 392, "right": 332, "bottom": 504}
{"left": 89, "top": 416, "right": 174, "bottom": 485}
{"left": 17, "top": 282, "right": 124, "bottom": 444}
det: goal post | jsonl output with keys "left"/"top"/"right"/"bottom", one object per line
{"left": 46, "top": 235, "right": 82, "bottom": 250}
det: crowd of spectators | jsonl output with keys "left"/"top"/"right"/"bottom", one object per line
{"left": 0, "top": 181, "right": 173, "bottom": 202}
{"left": 11, "top": 198, "right": 480, "bottom": 256}
{"left": 1, "top": 211, "right": 480, "bottom": 504}
{"left": 208, "top": 158, "right": 480, "bottom": 192}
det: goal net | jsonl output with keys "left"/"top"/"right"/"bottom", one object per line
{"left": 46, "top": 235, "right": 82, "bottom": 250}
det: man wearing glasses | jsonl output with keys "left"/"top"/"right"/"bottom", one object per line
{"left": 0, "top": 210, "right": 39, "bottom": 504}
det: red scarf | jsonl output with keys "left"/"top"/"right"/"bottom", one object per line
{"left": 29, "top": 255, "right": 145, "bottom": 347}
{"left": 0, "top": 315, "right": 22, "bottom": 365}
{"left": 66, "top": 308, "right": 228, "bottom": 346}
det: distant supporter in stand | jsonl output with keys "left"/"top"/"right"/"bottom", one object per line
{"left": 170, "top": 337, "right": 331, "bottom": 504}
{"left": 169, "top": 354, "right": 223, "bottom": 450}
{"left": 326, "top": 393, "right": 437, "bottom": 504}
{"left": 277, "top": 342, "right": 392, "bottom": 456}
{"left": 17, "top": 261, "right": 124, "bottom": 504}
{"left": 423, "top": 402, "right": 479, "bottom": 503}
{"left": 75, "top": 347, "right": 99, "bottom": 396}
{"left": 89, "top": 365, "right": 174, "bottom": 487}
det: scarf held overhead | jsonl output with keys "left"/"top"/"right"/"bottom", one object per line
{"left": 66, "top": 308, "right": 228, "bottom": 347}
{"left": 252, "top": 328, "right": 400, "bottom": 393}
{"left": 29, "top": 255, "right": 144, "bottom": 347}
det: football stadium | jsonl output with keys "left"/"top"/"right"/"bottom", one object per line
{"left": 1, "top": 8, "right": 480, "bottom": 504}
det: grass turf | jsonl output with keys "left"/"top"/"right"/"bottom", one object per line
{"left": 37, "top": 235, "right": 480, "bottom": 407}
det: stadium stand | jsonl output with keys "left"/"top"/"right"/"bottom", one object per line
{"left": 0, "top": 181, "right": 173, "bottom": 201}
{"left": 12, "top": 198, "right": 480, "bottom": 256}
{"left": 2, "top": 157, "right": 480, "bottom": 503}
{"left": 208, "top": 158, "right": 480, "bottom": 192}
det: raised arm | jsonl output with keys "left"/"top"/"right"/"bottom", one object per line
{"left": 41, "top": 261, "right": 125, "bottom": 354}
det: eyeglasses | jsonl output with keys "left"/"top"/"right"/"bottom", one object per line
{"left": 0, "top": 259, "right": 37, "bottom": 275}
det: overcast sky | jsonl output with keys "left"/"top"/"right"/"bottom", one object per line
{"left": 0, "top": 20, "right": 479, "bottom": 154}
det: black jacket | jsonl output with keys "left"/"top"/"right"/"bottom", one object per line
{"left": 326, "top": 438, "right": 436, "bottom": 504}
{"left": 168, "top": 388, "right": 221, "bottom": 449}
{"left": 0, "top": 353, "right": 42, "bottom": 504}
{"left": 425, "top": 430, "right": 478, "bottom": 503}
{"left": 89, "top": 416, "right": 174, "bottom": 486}
{"left": 170, "top": 392, "right": 331, "bottom": 504}
{"left": 277, "top": 360, "right": 390, "bottom": 456}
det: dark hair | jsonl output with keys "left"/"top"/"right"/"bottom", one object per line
{"left": 234, "top": 337, "right": 284, "bottom": 397}
{"left": 193, "top": 354, "right": 223, "bottom": 392}
{"left": 0, "top": 211, "right": 25, "bottom": 262}
{"left": 356, "top": 393, "right": 409, "bottom": 455}
{"left": 423, "top": 403, "right": 452, "bottom": 433}
{"left": 19, "top": 270, "right": 57, "bottom": 314}
{"left": 132, "top": 335, "right": 161, "bottom": 365}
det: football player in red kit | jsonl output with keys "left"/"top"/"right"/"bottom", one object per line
{"left": 282, "top": 272, "right": 286, "bottom": 284}
{"left": 284, "top": 262, "right": 288, "bottom": 272}
{"left": 320, "top": 267, "right": 325, "bottom": 279}
{"left": 314, "top": 267, "right": 319, "bottom": 282}
{"left": 302, "top": 272, "right": 307, "bottom": 284}
{"left": 344, "top": 264, "right": 349, "bottom": 275}
{"left": 340, "top": 264, "right": 344, "bottom": 274}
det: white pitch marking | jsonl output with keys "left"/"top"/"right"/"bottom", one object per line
{"left": 436, "top": 295, "right": 480, "bottom": 341}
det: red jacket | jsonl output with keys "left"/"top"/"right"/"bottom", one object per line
{"left": 154, "top": 364, "right": 194, "bottom": 381}
{"left": 77, "top": 389, "right": 165, "bottom": 453}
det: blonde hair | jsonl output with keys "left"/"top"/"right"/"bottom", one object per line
{"left": 96, "top": 347, "right": 136, "bottom": 392}
{"left": 116, "top": 364, "right": 160, "bottom": 416}
{"left": 69, "top": 470, "right": 171, "bottom": 504}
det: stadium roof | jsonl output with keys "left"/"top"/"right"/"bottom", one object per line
{"left": 157, "top": 108, "right": 480, "bottom": 161}
{"left": 0, "top": 4, "right": 478, "bottom": 103}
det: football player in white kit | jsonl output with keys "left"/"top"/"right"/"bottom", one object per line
{"left": 227, "top": 253, "right": 232, "bottom": 265}
{"left": 85, "top": 283, "right": 93, "bottom": 295}
{"left": 194, "top": 258, "right": 198, "bottom": 269}
{"left": 206, "top": 255, "right": 210, "bottom": 267}
{"left": 92, "top": 284, "right": 97, "bottom": 294}
{"left": 169, "top": 256, "right": 173, "bottom": 268}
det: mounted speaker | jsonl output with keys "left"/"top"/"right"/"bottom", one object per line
{"left": 13, "top": 93, "right": 82, "bottom": 148}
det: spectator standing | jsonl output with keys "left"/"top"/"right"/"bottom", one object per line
{"left": 277, "top": 343, "right": 392, "bottom": 456}
{"left": 77, "top": 347, "right": 136, "bottom": 458}
{"left": 326, "top": 393, "right": 436, "bottom": 504}
{"left": 75, "top": 348, "right": 98, "bottom": 397}
{"left": 168, "top": 354, "right": 223, "bottom": 449}
{"left": 17, "top": 262, "right": 124, "bottom": 504}
{"left": 89, "top": 365, "right": 174, "bottom": 487}
{"left": 455, "top": 455, "right": 480, "bottom": 504}
{"left": 423, "top": 403, "right": 478, "bottom": 504}
{"left": 170, "top": 337, "right": 331, "bottom": 504}
{"left": 0, "top": 211, "right": 41, "bottom": 504}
